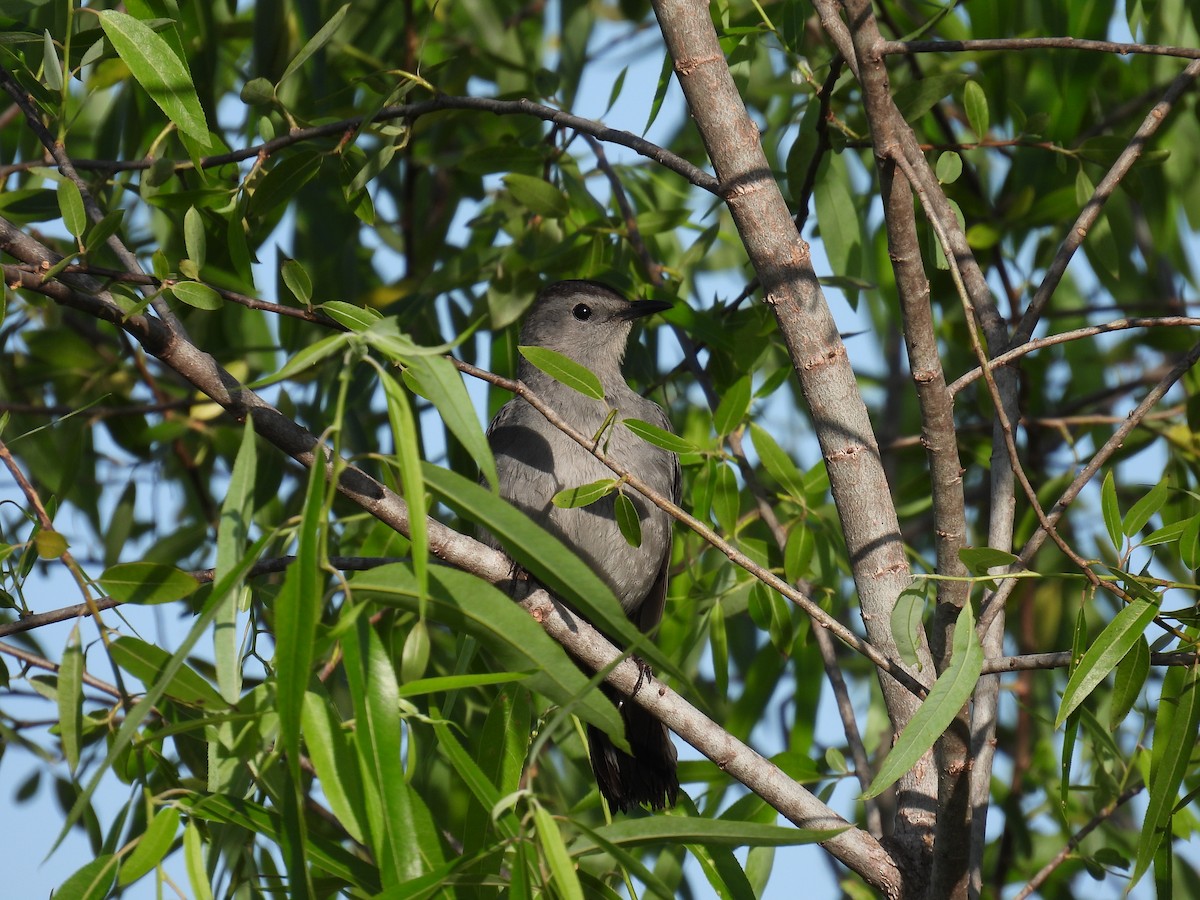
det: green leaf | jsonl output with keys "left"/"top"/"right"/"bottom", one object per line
{"left": 863, "top": 602, "right": 982, "bottom": 799}
{"left": 185, "top": 794, "right": 378, "bottom": 890}
{"left": 504, "top": 173, "right": 569, "bottom": 217}
{"left": 171, "top": 281, "right": 223, "bottom": 310}
{"left": 552, "top": 478, "right": 617, "bottom": 509}
{"left": 571, "top": 816, "right": 845, "bottom": 853}
{"left": 110, "top": 636, "right": 229, "bottom": 708}
{"left": 1055, "top": 595, "right": 1159, "bottom": 727}
{"left": 400, "top": 619, "right": 430, "bottom": 681}
{"left": 431, "top": 711, "right": 518, "bottom": 839}
{"left": 83, "top": 208, "right": 125, "bottom": 253}
{"left": 57, "top": 180, "right": 86, "bottom": 238}
{"left": 624, "top": 417, "right": 696, "bottom": 454}
{"left": 53, "top": 536, "right": 270, "bottom": 852}
{"left": 1124, "top": 478, "right": 1169, "bottom": 536}
{"left": 381, "top": 374, "right": 428, "bottom": 598}
{"left": 534, "top": 805, "right": 584, "bottom": 900}
{"left": 351, "top": 562, "right": 625, "bottom": 736}
{"left": 35, "top": 529, "right": 67, "bottom": 559}
{"left": 249, "top": 151, "right": 323, "bottom": 216}
{"left": 214, "top": 419, "right": 256, "bottom": 704}
{"left": 42, "top": 29, "right": 63, "bottom": 92}
{"left": 891, "top": 584, "right": 928, "bottom": 669}
{"left": 118, "top": 806, "right": 181, "bottom": 886}
{"left": 276, "top": 450, "right": 325, "bottom": 780}
{"left": 894, "top": 73, "right": 969, "bottom": 123}
{"left": 644, "top": 52, "right": 673, "bottom": 135}
{"left": 54, "top": 854, "right": 119, "bottom": 900}
{"left": 713, "top": 462, "right": 739, "bottom": 534}
{"left": 98, "top": 11, "right": 209, "bottom": 144}
{"left": 813, "top": 154, "right": 859, "bottom": 278}
{"left": 748, "top": 423, "right": 806, "bottom": 501}
{"left": 713, "top": 375, "right": 751, "bottom": 437}
{"left": 301, "top": 690, "right": 367, "bottom": 845}
{"left": 963, "top": 80, "right": 989, "bottom": 138}
{"left": 281, "top": 258, "right": 313, "bottom": 305}
{"left": 406, "top": 354, "right": 499, "bottom": 488}
{"left": 1101, "top": 470, "right": 1122, "bottom": 550}
{"left": 958, "top": 546, "right": 1018, "bottom": 575}
{"left": 614, "top": 492, "right": 642, "bottom": 548}
{"left": 319, "top": 300, "right": 381, "bottom": 331}
{"left": 1181, "top": 512, "right": 1200, "bottom": 569}
{"left": 278, "top": 3, "right": 350, "bottom": 86}
{"left": 518, "top": 345, "right": 604, "bottom": 400}
{"left": 183, "top": 820, "right": 214, "bottom": 900}
{"left": 58, "top": 621, "right": 83, "bottom": 774}
{"left": 183, "top": 206, "right": 205, "bottom": 271}
{"left": 1131, "top": 661, "right": 1200, "bottom": 889}
{"left": 342, "top": 614, "right": 425, "bottom": 888}
{"left": 935, "top": 151, "right": 963, "bottom": 185}
{"left": 1109, "top": 634, "right": 1149, "bottom": 730}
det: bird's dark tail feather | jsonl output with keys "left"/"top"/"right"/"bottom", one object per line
{"left": 587, "top": 688, "right": 678, "bottom": 813}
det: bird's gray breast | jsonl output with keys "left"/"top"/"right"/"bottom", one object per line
{"left": 487, "top": 393, "right": 674, "bottom": 613}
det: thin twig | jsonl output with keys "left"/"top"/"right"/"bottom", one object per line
{"left": 983, "top": 650, "right": 1197, "bottom": 674}
{"left": 1013, "top": 783, "right": 1143, "bottom": 900}
{"left": 881, "top": 37, "right": 1200, "bottom": 61}
{"left": 950, "top": 317, "right": 1200, "bottom": 395}
{"left": 0, "top": 639, "right": 123, "bottom": 700}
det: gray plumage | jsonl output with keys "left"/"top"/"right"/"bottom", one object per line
{"left": 485, "top": 280, "right": 680, "bottom": 812}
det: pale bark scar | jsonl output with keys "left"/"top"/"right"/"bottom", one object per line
{"left": 802, "top": 344, "right": 847, "bottom": 370}
{"left": 674, "top": 53, "right": 722, "bottom": 76}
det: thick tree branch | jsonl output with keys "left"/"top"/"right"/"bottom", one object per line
{"left": 881, "top": 37, "right": 1200, "bottom": 61}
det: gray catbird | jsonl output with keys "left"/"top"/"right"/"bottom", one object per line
{"left": 484, "top": 280, "right": 680, "bottom": 812}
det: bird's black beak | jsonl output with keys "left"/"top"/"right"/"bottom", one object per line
{"left": 618, "top": 299, "right": 672, "bottom": 321}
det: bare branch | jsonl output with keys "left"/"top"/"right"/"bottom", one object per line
{"left": 882, "top": 37, "right": 1200, "bottom": 61}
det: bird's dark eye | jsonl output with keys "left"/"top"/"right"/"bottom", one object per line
{"left": 572, "top": 303, "right": 593, "bottom": 321}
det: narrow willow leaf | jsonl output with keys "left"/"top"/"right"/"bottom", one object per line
{"left": 406, "top": 354, "right": 498, "bottom": 489}
{"left": 275, "top": 451, "right": 324, "bottom": 780}
{"left": 381, "top": 375, "right": 427, "bottom": 598}
{"left": 183, "top": 206, "right": 205, "bottom": 271}
{"left": 278, "top": 3, "right": 350, "bottom": 86}
{"left": 518, "top": 345, "right": 604, "bottom": 400}
{"left": 42, "top": 29, "right": 63, "bottom": 91}
{"left": 1182, "top": 512, "right": 1200, "bottom": 569}
{"left": 614, "top": 492, "right": 642, "bottom": 547}
{"left": 396, "top": 670, "right": 530, "bottom": 698}
{"left": 712, "top": 375, "right": 751, "bottom": 437}
{"left": 183, "top": 821, "right": 215, "bottom": 900}
{"left": 57, "top": 180, "right": 86, "bottom": 238}
{"left": 572, "top": 816, "right": 844, "bottom": 853}
{"left": 52, "top": 535, "right": 271, "bottom": 853}
{"left": 249, "top": 151, "right": 323, "bottom": 216}
{"left": 118, "top": 806, "right": 181, "bottom": 886}
{"left": 400, "top": 620, "right": 430, "bottom": 682}
{"left": 1109, "top": 634, "right": 1150, "bottom": 730}
{"left": 1131, "top": 662, "right": 1200, "bottom": 889}
{"left": 748, "top": 423, "right": 806, "bottom": 501}
{"left": 59, "top": 622, "right": 84, "bottom": 774}
{"left": 504, "top": 173, "right": 569, "bottom": 217}
{"left": 712, "top": 462, "right": 739, "bottom": 534}
{"left": 1055, "top": 596, "right": 1158, "bottom": 727}
{"left": 83, "top": 208, "right": 124, "bottom": 253}
{"left": 351, "top": 563, "right": 624, "bottom": 738}
{"left": 552, "top": 478, "right": 617, "bottom": 509}
{"left": 281, "top": 257, "right": 313, "bottom": 305}
{"left": 964, "top": 79, "right": 989, "bottom": 137}
{"left": 710, "top": 602, "right": 729, "bottom": 698}
{"left": 98, "top": 11, "right": 209, "bottom": 144}
{"left": 110, "top": 636, "right": 228, "bottom": 708}
{"left": 170, "top": 281, "right": 222, "bottom": 310}
{"left": 813, "top": 154, "right": 859, "bottom": 279}
{"left": 1061, "top": 604, "right": 1087, "bottom": 811}
{"left": 252, "top": 332, "right": 351, "bottom": 387}
{"left": 300, "top": 690, "right": 367, "bottom": 845}
{"left": 644, "top": 52, "right": 672, "bottom": 135}
{"left": 431, "top": 711, "right": 517, "bottom": 839}
{"left": 863, "top": 603, "right": 982, "bottom": 799}
{"left": 342, "top": 615, "right": 424, "bottom": 888}
{"left": 1124, "top": 478, "right": 1169, "bottom": 537}
{"left": 534, "top": 805, "right": 584, "bottom": 900}
{"left": 420, "top": 465, "right": 673, "bottom": 675}
{"left": 53, "top": 854, "right": 119, "bottom": 900}
{"left": 1101, "top": 470, "right": 1122, "bottom": 550}
{"left": 186, "top": 793, "right": 378, "bottom": 890}
{"left": 958, "top": 546, "right": 1018, "bottom": 575}
{"left": 624, "top": 417, "right": 697, "bottom": 454}
{"left": 891, "top": 584, "right": 928, "bottom": 669}
{"left": 215, "top": 418, "right": 256, "bottom": 704}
